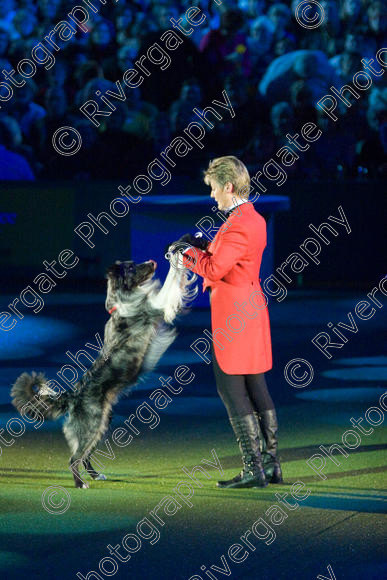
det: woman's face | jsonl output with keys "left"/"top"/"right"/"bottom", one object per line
{"left": 208, "top": 178, "right": 233, "bottom": 211}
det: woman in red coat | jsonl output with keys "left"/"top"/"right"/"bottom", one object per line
{"left": 177, "top": 156, "right": 282, "bottom": 489}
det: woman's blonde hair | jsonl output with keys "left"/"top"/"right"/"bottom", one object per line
{"left": 203, "top": 156, "right": 250, "bottom": 199}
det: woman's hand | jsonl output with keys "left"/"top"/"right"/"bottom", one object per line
{"left": 167, "top": 233, "right": 209, "bottom": 254}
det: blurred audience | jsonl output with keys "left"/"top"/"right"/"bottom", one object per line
{"left": 0, "top": 0, "right": 385, "bottom": 180}
{"left": 0, "top": 116, "right": 35, "bottom": 180}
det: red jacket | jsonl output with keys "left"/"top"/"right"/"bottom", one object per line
{"left": 183, "top": 202, "right": 272, "bottom": 374}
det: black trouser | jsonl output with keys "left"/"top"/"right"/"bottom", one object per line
{"left": 212, "top": 345, "right": 274, "bottom": 419}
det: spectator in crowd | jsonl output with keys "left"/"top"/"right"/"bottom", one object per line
{"left": 90, "top": 20, "right": 116, "bottom": 58}
{"left": 0, "top": 116, "right": 35, "bottom": 180}
{"left": 340, "top": 0, "right": 364, "bottom": 34}
{"left": 0, "top": 26, "right": 10, "bottom": 59}
{"left": 42, "top": 86, "right": 69, "bottom": 145}
{"left": 0, "top": 57, "right": 12, "bottom": 78}
{"left": 259, "top": 50, "right": 338, "bottom": 106}
{"left": 170, "top": 78, "right": 203, "bottom": 134}
{"left": 115, "top": 5, "right": 135, "bottom": 46}
{"left": 117, "top": 40, "right": 139, "bottom": 70}
{"left": 88, "top": 19, "right": 118, "bottom": 80}
{"left": 247, "top": 16, "right": 274, "bottom": 76}
{"left": 357, "top": 88, "right": 387, "bottom": 177}
{"left": 217, "top": 73, "right": 258, "bottom": 149}
{"left": 73, "top": 61, "right": 103, "bottom": 97}
{"left": 298, "top": 0, "right": 341, "bottom": 56}
{"left": 123, "top": 86, "right": 159, "bottom": 144}
{"left": 270, "top": 101, "right": 294, "bottom": 146}
{"left": 0, "top": 0, "right": 17, "bottom": 37}
{"left": 267, "top": 3, "right": 291, "bottom": 41}
{"left": 273, "top": 32, "right": 297, "bottom": 57}
{"left": 117, "top": 46, "right": 136, "bottom": 75}
{"left": 267, "top": 100, "right": 298, "bottom": 178}
{"left": 13, "top": 9, "right": 37, "bottom": 40}
{"left": 37, "top": 0, "right": 62, "bottom": 25}
{"left": 9, "top": 81, "right": 46, "bottom": 150}
{"left": 139, "top": 3, "right": 202, "bottom": 108}
{"left": 238, "top": 0, "right": 266, "bottom": 20}
{"left": 200, "top": 8, "right": 250, "bottom": 83}
{"left": 330, "top": 50, "right": 362, "bottom": 82}
{"left": 367, "top": 1, "right": 387, "bottom": 45}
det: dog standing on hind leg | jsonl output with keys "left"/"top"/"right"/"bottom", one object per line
{"left": 11, "top": 258, "right": 197, "bottom": 488}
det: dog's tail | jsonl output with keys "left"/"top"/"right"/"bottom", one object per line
{"left": 11, "top": 372, "right": 70, "bottom": 422}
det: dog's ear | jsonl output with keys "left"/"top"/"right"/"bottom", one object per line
{"left": 106, "top": 263, "right": 118, "bottom": 278}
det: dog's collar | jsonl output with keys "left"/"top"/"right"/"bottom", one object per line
{"left": 108, "top": 306, "right": 117, "bottom": 315}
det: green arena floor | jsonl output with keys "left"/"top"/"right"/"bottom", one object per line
{"left": 0, "top": 293, "right": 386, "bottom": 580}
{"left": 1, "top": 401, "right": 386, "bottom": 580}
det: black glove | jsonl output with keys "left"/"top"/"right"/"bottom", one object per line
{"left": 190, "top": 234, "right": 210, "bottom": 251}
{"left": 165, "top": 233, "right": 209, "bottom": 256}
{"left": 177, "top": 233, "right": 209, "bottom": 251}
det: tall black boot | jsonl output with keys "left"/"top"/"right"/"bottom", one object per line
{"left": 217, "top": 414, "right": 267, "bottom": 489}
{"left": 256, "top": 409, "right": 283, "bottom": 484}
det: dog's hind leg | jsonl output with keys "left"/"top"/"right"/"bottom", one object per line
{"left": 84, "top": 456, "right": 107, "bottom": 481}
{"left": 83, "top": 412, "right": 112, "bottom": 480}
{"left": 69, "top": 455, "right": 89, "bottom": 489}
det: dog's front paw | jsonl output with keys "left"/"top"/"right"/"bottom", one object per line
{"left": 76, "top": 482, "right": 89, "bottom": 489}
{"left": 95, "top": 474, "right": 107, "bottom": 481}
